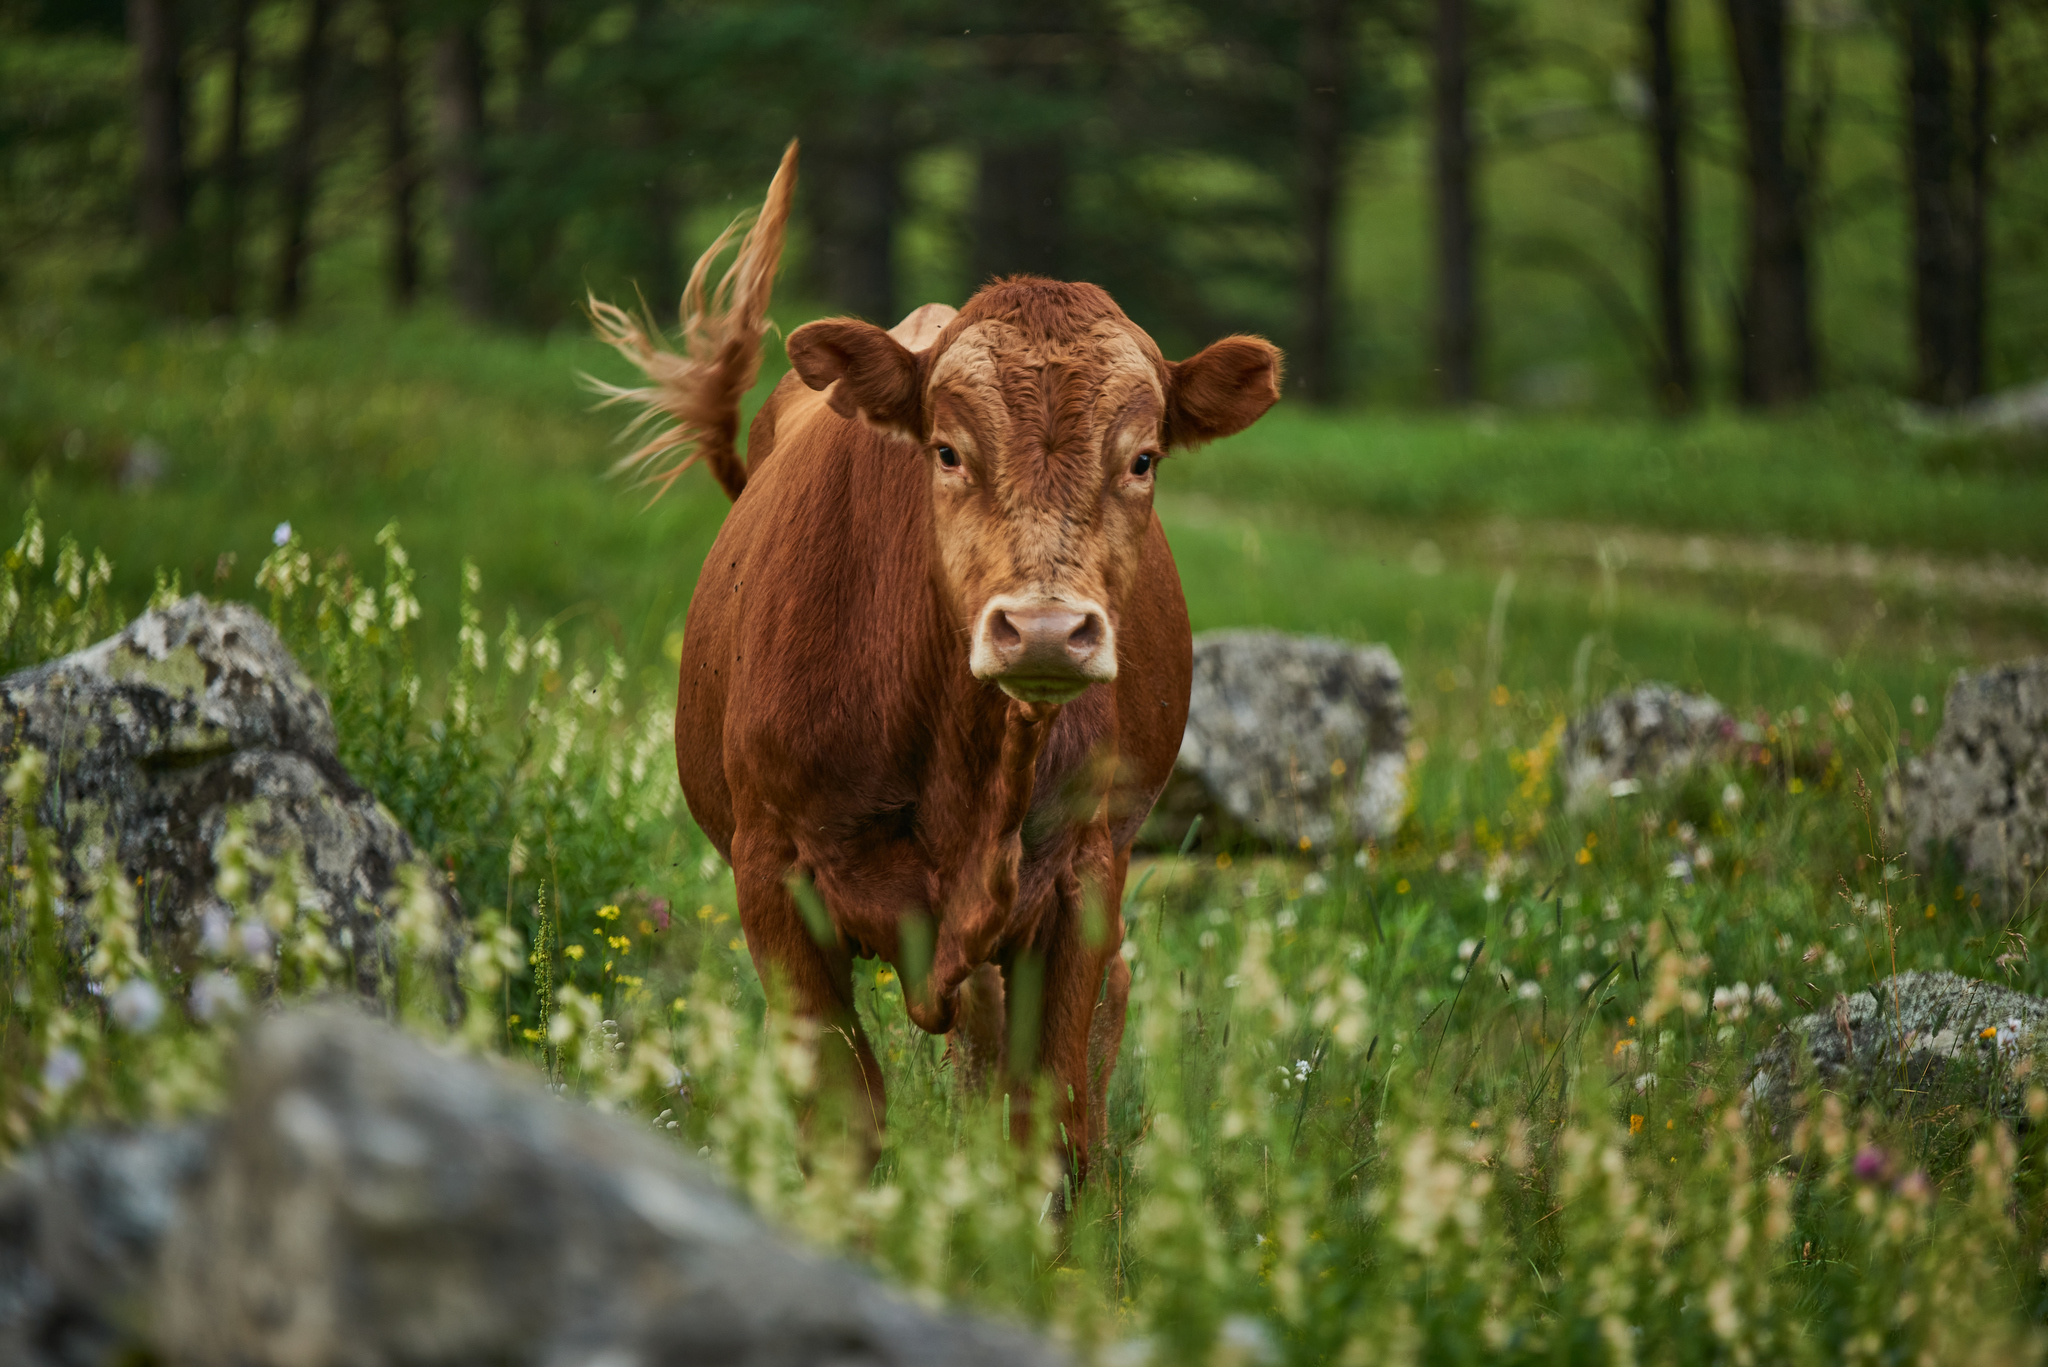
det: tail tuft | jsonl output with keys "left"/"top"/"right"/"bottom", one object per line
{"left": 586, "top": 139, "right": 797, "bottom": 504}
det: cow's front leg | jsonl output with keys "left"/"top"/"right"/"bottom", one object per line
{"left": 731, "top": 824, "right": 885, "bottom": 1149}
{"left": 908, "top": 699, "right": 1055, "bottom": 1034}
{"left": 1015, "top": 815, "right": 1122, "bottom": 1181}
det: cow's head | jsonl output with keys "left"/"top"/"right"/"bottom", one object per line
{"left": 787, "top": 279, "right": 1281, "bottom": 704}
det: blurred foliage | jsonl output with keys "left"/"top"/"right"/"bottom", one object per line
{"left": 5, "top": 0, "right": 2048, "bottom": 403}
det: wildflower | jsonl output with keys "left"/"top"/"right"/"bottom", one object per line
{"left": 41, "top": 1046, "right": 84, "bottom": 1095}
{"left": 564, "top": 944, "right": 586, "bottom": 961}
{"left": 272, "top": 521, "right": 292, "bottom": 547}
{"left": 1516, "top": 980, "right": 1541, "bottom": 1001}
{"left": 1911, "top": 695, "right": 1929, "bottom": 717}
{"left": 110, "top": 978, "right": 164, "bottom": 1032}
{"left": 1216, "top": 852, "right": 1234, "bottom": 870}
{"left": 1329, "top": 757, "right": 1347, "bottom": 776}
{"left": 1576, "top": 847, "right": 1593, "bottom": 865}
{"left": 1721, "top": 782, "right": 1744, "bottom": 812}
{"left": 596, "top": 903, "right": 621, "bottom": 921}
{"left": 236, "top": 919, "right": 274, "bottom": 964}
{"left": 1395, "top": 879, "right": 1410, "bottom": 894}
{"left": 1302, "top": 872, "right": 1328, "bottom": 896}
{"left": 190, "top": 971, "right": 246, "bottom": 1022}
{"left": 1293, "top": 1058, "right": 1313, "bottom": 1083}
{"left": 1852, "top": 1146, "right": 1889, "bottom": 1183}
{"left": 648, "top": 898, "right": 671, "bottom": 931}
{"left": 1628, "top": 1114, "right": 1644, "bottom": 1135}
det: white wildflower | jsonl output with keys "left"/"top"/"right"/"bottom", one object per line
{"left": 41, "top": 1045, "right": 84, "bottom": 1094}
{"left": 109, "top": 978, "right": 164, "bottom": 1032}
{"left": 191, "top": 971, "right": 247, "bottom": 1022}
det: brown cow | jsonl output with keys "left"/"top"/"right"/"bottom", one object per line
{"left": 591, "top": 142, "right": 1281, "bottom": 1171}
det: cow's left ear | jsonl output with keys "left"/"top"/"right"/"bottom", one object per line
{"left": 786, "top": 318, "right": 924, "bottom": 443}
{"left": 1166, "top": 336, "right": 1283, "bottom": 449}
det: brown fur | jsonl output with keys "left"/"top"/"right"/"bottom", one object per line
{"left": 591, "top": 146, "right": 1282, "bottom": 1174}
{"left": 587, "top": 140, "right": 798, "bottom": 502}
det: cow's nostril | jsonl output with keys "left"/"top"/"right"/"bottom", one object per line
{"left": 1068, "top": 614, "right": 1104, "bottom": 654}
{"left": 991, "top": 611, "right": 1023, "bottom": 651}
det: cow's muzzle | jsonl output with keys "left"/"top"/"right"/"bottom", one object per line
{"left": 969, "top": 595, "right": 1116, "bottom": 703}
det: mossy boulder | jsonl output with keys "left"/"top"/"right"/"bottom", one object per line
{"left": 0, "top": 595, "right": 460, "bottom": 1003}
{"left": 1886, "top": 657, "right": 2048, "bottom": 911}
{"left": 1745, "top": 971, "right": 2048, "bottom": 1127}
{"left": 1144, "top": 629, "right": 1409, "bottom": 851}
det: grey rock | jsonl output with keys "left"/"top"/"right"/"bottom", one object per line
{"left": 1886, "top": 658, "right": 2048, "bottom": 911}
{"left": 0, "top": 1125, "right": 211, "bottom": 1367}
{"left": 1744, "top": 971, "right": 2048, "bottom": 1125}
{"left": 0, "top": 1009, "right": 1064, "bottom": 1367}
{"left": 0, "top": 595, "right": 461, "bottom": 1002}
{"left": 1150, "top": 630, "right": 1408, "bottom": 850}
{"left": 1916, "top": 376, "right": 2048, "bottom": 436}
{"left": 157, "top": 1008, "right": 1063, "bottom": 1367}
{"left": 1559, "top": 683, "right": 1734, "bottom": 813}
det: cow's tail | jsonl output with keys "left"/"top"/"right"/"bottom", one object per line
{"left": 586, "top": 139, "right": 797, "bottom": 504}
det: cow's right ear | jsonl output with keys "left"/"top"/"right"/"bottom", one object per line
{"left": 786, "top": 319, "right": 924, "bottom": 442}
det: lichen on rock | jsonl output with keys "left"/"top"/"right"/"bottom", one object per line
{"left": 0, "top": 595, "right": 461, "bottom": 1006}
{"left": 1147, "top": 629, "right": 1409, "bottom": 851}
{"left": 1559, "top": 683, "right": 1735, "bottom": 814}
{"left": 1886, "top": 656, "right": 2048, "bottom": 911}
{"left": 1745, "top": 970, "right": 2048, "bottom": 1127}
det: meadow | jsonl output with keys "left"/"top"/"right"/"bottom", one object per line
{"left": 3, "top": 294, "right": 2048, "bottom": 1361}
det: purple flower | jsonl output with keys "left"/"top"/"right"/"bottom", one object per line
{"left": 1852, "top": 1146, "right": 1889, "bottom": 1183}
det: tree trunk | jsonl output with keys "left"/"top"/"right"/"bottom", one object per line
{"left": 974, "top": 142, "right": 1067, "bottom": 284}
{"left": 809, "top": 128, "right": 901, "bottom": 323}
{"left": 1724, "top": 0, "right": 1817, "bottom": 407}
{"left": 518, "top": 0, "right": 551, "bottom": 135}
{"left": 972, "top": 12, "right": 1075, "bottom": 287}
{"left": 1297, "top": 0, "right": 1349, "bottom": 406}
{"left": 377, "top": 0, "right": 420, "bottom": 308}
{"left": 272, "top": 0, "right": 335, "bottom": 320}
{"left": 210, "top": 0, "right": 252, "bottom": 317}
{"left": 1645, "top": 0, "right": 1695, "bottom": 412}
{"left": 1960, "top": 0, "right": 1991, "bottom": 397}
{"left": 1904, "top": 0, "right": 1967, "bottom": 406}
{"left": 433, "top": 25, "right": 493, "bottom": 321}
{"left": 1432, "top": 0, "right": 1478, "bottom": 405}
{"left": 129, "top": 0, "right": 187, "bottom": 259}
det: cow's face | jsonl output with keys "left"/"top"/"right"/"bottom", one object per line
{"left": 788, "top": 280, "right": 1281, "bottom": 704}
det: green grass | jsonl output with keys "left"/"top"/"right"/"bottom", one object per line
{"left": 4, "top": 295, "right": 2038, "bottom": 714}
{"left": 4, "top": 521, "right": 2045, "bottom": 1363}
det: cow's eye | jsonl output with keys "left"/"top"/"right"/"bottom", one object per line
{"left": 936, "top": 444, "right": 961, "bottom": 469}
{"left": 1131, "top": 451, "right": 1155, "bottom": 477}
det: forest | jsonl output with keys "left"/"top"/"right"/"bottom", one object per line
{"left": 7, "top": 0, "right": 2045, "bottom": 413}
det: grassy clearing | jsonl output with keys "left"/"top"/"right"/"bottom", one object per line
{"left": 4, "top": 304, "right": 2048, "bottom": 1358}
{"left": 2, "top": 509, "right": 2046, "bottom": 1363}
{"left": 3, "top": 295, "right": 2039, "bottom": 712}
